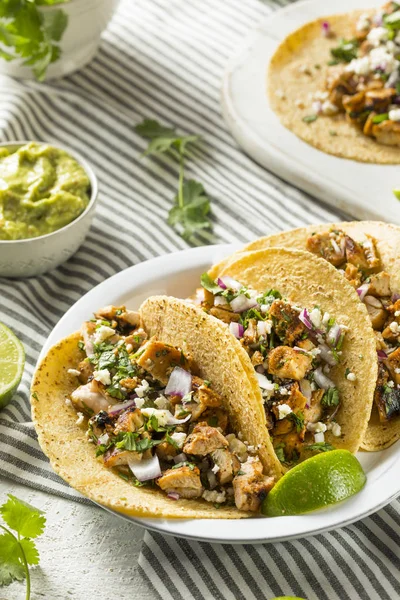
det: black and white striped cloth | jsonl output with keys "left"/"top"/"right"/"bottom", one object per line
{"left": 0, "top": 1, "right": 398, "bottom": 598}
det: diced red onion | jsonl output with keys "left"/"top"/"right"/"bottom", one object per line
{"left": 257, "top": 321, "right": 268, "bottom": 337}
{"left": 299, "top": 379, "right": 312, "bottom": 401}
{"left": 229, "top": 321, "right": 244, "bottom": 338}
{"left": 318, "top": 343, "right": 337, "bottom": 365}
{"left": 386, "top": 70, "right": 400, "bottom": 89}
{"left": 256, "top": 372, "right": 275, "bottom": 391}
{"left": 167, "top": 492, "right": 180, "bottom": 500}
{"left": 314, "top": 367, "right": 335, "bottom": 389}
{"left": 108, "top": 399, "right": 136, "bottom": 415}
{"left": 165, "top": 367, "right": 192, "bottom": 398}
{"left": 299, "top": 308, "right": 313, "bottom": 330}
{"left": 321, "top": 20, "right": 330, "bottom": 36}
{"left": 327, "top": 323, "right": 341, "bottom": 348}
{"left": 166, "top": 412, "right": 192, "bottom": 425}
{"left": 373, "top": 12, "right": 383, "bottom": 26}
{"left": 128, "top": 453, "right": 161, "bottom": 482}
{"left": 219, "top": 276, "right": 242, "bottom": 291}
{"left": 377, "top": 350, "right": 388, "bottom": 360}
{"left": 230, "top": 294, "right": 259, "bottom": 313}
{"left": 357, "top": 284, "right": 369, "bottom": 301}
{"left": 214, "top": 295, "right": 228, "bottom": 307}
{"left": 173, "top": 452, "right": 187, "bottom": 464}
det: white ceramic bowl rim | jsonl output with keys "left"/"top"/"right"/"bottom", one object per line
{"left": 0, "top": 140, "right": 98, "bottom": 245}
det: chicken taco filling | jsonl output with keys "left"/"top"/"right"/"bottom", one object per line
{"left": 309, "top": 2, "right": 400, "bottom": 146}
{"left": 306, "top": 227, "right": 400, "bottom": 423}
{"left": 67, "top": 305, "right": 274, "bottom": 513}
{"left": 200, "top": 275, "right": 349, "bottom": 467}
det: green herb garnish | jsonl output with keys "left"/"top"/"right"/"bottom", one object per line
{"left": 302, "top": 114, "right": 318, "bottom": 123}
{"left": 135, "top": 119, "right": 212, "bottom": 242}
{"left": 200, "top": 272, "right": 223, "bottom": 294}
{"left": 330, "top": 38, "right": 359, "bottom": 63}
{"left": 305, "top": 442, "right": 335, "bottom": 453}
{"left": 321, "top": 387, "right": 340, "bottom": 407}
{"left": 372, "top": 113, "right": 389, "bottom": 124}
{"left": 289, "top": 411, "right": 305, "bottom": 433}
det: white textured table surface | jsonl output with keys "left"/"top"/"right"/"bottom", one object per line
{"left": 0, "top": 480, "right": 154, "bottom": 600}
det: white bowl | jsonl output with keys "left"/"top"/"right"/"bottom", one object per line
{"left": 0, "top": 0, "right": 120, "bottom": 80}
{"left": 0, "top": 141, "right": 98, "bottom": 279}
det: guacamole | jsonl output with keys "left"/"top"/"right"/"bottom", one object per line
{"left": 0, "top": 142, "right": 91, "bottom": 240}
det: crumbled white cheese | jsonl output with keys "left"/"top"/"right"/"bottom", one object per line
{"left": 75, "top": 412, "right": 85, "bottom": 426}
{"left": 202, "top": 490, "right": 226, "bottom": 504}
{"left": 93, "top": 369, "right": 111, "bottom": 386}
{"left": 309, "top": 308, "right": 322, "bottom": 328}
{"left": 395, "top": 368, "right": 400, "bottom": 374}
{"left": 125, "top": 343, "right": 133, "bottom": 353}
{"left": 387, "top": 380, "right": 395, "bottom": 388}
{"left": 135, "top": 397, "right": 145, "bottom": 409}
{"left": 141, "top": 408, "right": 172, "bottom": 427}
{"left": 321, "top": 101, "right": 339, "bottom": 115}
{"left": 135, "top": 379, "right": 150, "bottom": 397}
{"left": 390, "top": 321, "right": 400, "bottom": 334}
{"left": 278, "top": 386, "right": 290, "bottom": 396}
{"left": 331, "top": 422, "right": 342, "bottom": 437}
{"left": 346, "top": 56, "right": 370, "bottom": 76}
{"left": 277, "top": 404, "right": 292, "bottom": 420}
{"left": 367, "top": 26, "right": 388, "bottom": 46}
{"left": 307, "top": 421, "right": 327, "bottom": 433}
{"left": 94, "top": 325, "right": 115, "bottom": 344}
{"left": 170, "top": 432, "right": 187, "bottom": 448}
{"left": 65, "top": 398, "right": 72, "bottom": 407}
{"left": 211, "top": 463, "right": 220, "bottom": 474}
{"left": 67, "top": 369, "right": 81, "bottom": 377}
{"left": 154, "top": 395, "right": 169, "bottom": 409}
{"left": 314, "top": 432, "right": 325, "bottom": 443}
{"left": 389, "top": 108, "right": 400, "bottom": 122}
{"left": 356, "top": 13, "right": 371, "bottom": 32}
{"left": 395, "top": 311, "right": 400, "bottom": 317}
{"left": 346, "top": 372, "right": 357, "bottom": 381}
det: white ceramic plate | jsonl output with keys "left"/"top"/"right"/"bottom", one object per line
{"left": 39, "top": 245, "right": 400, "bottom": 544}
{"left": 221, "top": 0, "right": 400, "bottom": 225}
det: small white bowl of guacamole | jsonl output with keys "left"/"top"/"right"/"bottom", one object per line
{"left": 0, "top": 141, "right": 98, "bottom": 278}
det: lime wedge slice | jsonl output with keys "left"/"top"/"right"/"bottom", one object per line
{"left": 0, "top": 322, "right": 25, "bottom": 409}
{"left": 262, "top": 450, "right": 366, "bottom": 517}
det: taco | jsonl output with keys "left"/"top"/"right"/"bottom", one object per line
{"left": 31, "top": 298, "right": 281, "bottom": 519}
{"left": 208, "top": 221, "right": 400, "bottom": 451}
{"left": 268, "top": 2, "right": 400, "bottom": 163}
{"left": 200, "top": 247, "right": 377, "bottom": 467}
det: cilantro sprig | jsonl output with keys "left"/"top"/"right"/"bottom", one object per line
{"left": 0, "top": 494, "right": 46, "bottom": 599}
{"left": 0, "top": 0, "right": 69, "bottom": 81}
{"left": 135, "top": 119, "right": 213, "bottom": 243}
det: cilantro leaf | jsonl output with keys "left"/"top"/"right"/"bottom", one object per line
{"left": 0, "top": 494, "right": 45, "bottom": 539}
{"left": 134, "top": 119, "right": 199, "bottom": 156}
{"left": 20, "top": 538, "right": 40, "bottom": 566}
{"left": 321, "top": 387, "right": 340, "bottom": 407}
{"left": 305, "top": 442, "right": 335, "bottom": 453}
{"left": 168, "top": 179, "right": 212, "bottom": 242}
{"left": 0, "top": 532, "right": 25, "bottom": 585}
{"left": 289, "top": 411, "right": 305, "bottom": 433}
{"left": 330, "top": 38, "right": 359, "bottom": 63}
{"left": 200, "top": 272, "right": 222, "bottom": 294}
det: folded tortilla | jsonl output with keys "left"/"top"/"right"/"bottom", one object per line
{"left": 31, "top": 297, "right": 281, "bottom": 519}
{"left": 209, "top": 247, "right": 378, "bottom": 456}
{"left": 210, "top": 222, "right": 400, "bottom": 451}
{"left": 268, "top": 11, "right": 400, "bottom": 164}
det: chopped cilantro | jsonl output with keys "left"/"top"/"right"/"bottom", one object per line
{"left": 372, "top": 113, "right": 389, "bottom": 124}
{"left": 289, "top": 411, "right": 305, "bottom": 433}
{"left": 302, "top": 114, "right": 318, "bottom": 123}
{"left": 78, "top": 340, "right": 85, "bottom": 351}
{"left": 171, "top": 461, "right": 196, "bottom": 470}
{"left": 305, "top": 442, "right": 335, "bottom": 453}
{"left": 274, "top": 443, "right": 286, "bottom": 463}
{"left": 330, "top": 38, "right": 359, "bottom": 63}
{"left": 321, "top": 387, "right": 340, "bottom": 407}
{"left": 200, "top": 272, "right": 223, "bottom": 294}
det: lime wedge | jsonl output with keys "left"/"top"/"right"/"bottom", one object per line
{"left": 393, "top": 189, "right": 400, "bottom": 201}
{"left": 262, "top": 450, "right": 366, "bottom": 517}
{"left": 0, "top": 322, "right": 25, "bottom": 409}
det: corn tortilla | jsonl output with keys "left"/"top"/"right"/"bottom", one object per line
{"left": 213, "top": 247, "right": 378, "bottom": 455}
{"left": 31, "top": 298, "right": 281, "bottom": 519}
{"left": 268, "top": 12, "right": 400, "bottom": 164}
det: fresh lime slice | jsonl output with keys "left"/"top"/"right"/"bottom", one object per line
{"left": 393, "top": 189, "right": 400, "bottom": 201}
{"left": 0, "top": 322, "right": 25, "bottom": 409}
{"left": 262, "top": 450, "right": 366, "bottom": 517}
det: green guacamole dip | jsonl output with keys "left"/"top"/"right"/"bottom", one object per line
{"left": 0, "top": 142, "right": 91, "bottom": 240}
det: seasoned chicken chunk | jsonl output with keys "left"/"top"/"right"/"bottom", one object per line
{"left": 201, "top": 408, "right": 229, "bottom": 432}
{"left": 373, "top": 362, "right": 400, "bottom": 422}
{"left": 243, "top": 318, "right": 258, "bottom": 345}
{"left": 95, "top": 305, "right": 141, "bottom": 328}
{"left": 81, "top": 321, "right": 96, "bottom": 357}
{"left": 344, "top": 263, "right": 362, "bottom": 288}
{"left": 364, "top": 296, "right": 388, "bottom": 330}
{"left": 272, "top": 383, "right": 308, "bottom": 422}
{"left": 233, "top": 458, "right": 275, "bottom": 512}
{"left": 70, "top": 380, "right": 113, "bottom": 414}
{"left": 364, "top": 272, "right": 391, "bottom": 298}
{"left": 372, "top": 120, "right": 400, "bottom": 147}
{"left": 103, "top": 447, "right": 138, "bottom": 468}
{"left": 345, "top": 235, "right": 371, "bottom": 271}
{"left": 209, "top": 306, "right": 240, "bottom": 324}
{"left": 268, "top": 300, "right": 305, "bottom": 344}
{"left": 211, "top": 448, "right": 241, "bottom": 485}
{"left": 183, "top": 422, "right": 228, "bottom": 456}
{"left": 114, "top": 408, "right": 144, "bottom": 434}
{"left": 136, "top": 339, "right": 190, "bottom": 384}
{"left": 157, "top": 466, "right": 203, "bottom": 499}
{"left": 386, "top": 347, "right": 400, "bottom": 385}
{"left": 180, "top": 377, "right": 223, "bottom": 421}
{"left": 306, "top": 230, "right": 346, "bottom": 266}
{"left": 156, "top": 441, "right": 179, "bottom": 461}
{"left": 267, "top": 346, "right": 312, "bottom": 381}
{"left": 77, "top": 358, "right": 94, "bottom": 384}
{"left": 303, "top": 389, "right": 324, "bottom": 424}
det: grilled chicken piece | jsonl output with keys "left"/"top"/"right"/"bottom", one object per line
{"left": 183, "top": 422, "right": 228, "bottom": 456}
{"left": 365, "top": 87, "right": 396, "bottom": 112}
{"left": 342, "top": 90, "right": 367, "bottom": 116}
{"left": 201, "top": 408, "right": 229, "bottom": 431}
{"left": 156, "top": 441, "right": 179, "bottom": 461}
{"left": 345, "top": 235, "right": 372, "bottom": 271}
{"left": 209, "top": 306, "right": 240, "bottom": 324}
{"left": 326, "top": 66, "right": 358, "bottom": 108}
{"left": 364, "top": 272, "right": 391, "bottom": 298}
{"left": 136, "top": 339, "right": 190, "bottom": 385}
{"left": 296, "top": 339, "right": 315, "bottom": 352}
{"left": 94, "top": 305, "right": 141, "bottom": 328}
{"left": 180, "top": 377, "right": 223, "bottom": 421}
{"left": 211, "top": 448, "right": 241, "bottom": 485}
{"left": 386, "top": 347, "right": 400, "bottom": 385}
{"left": 273, "top": 417, "right": 294, "bottom": 436}
{"left": 364, "top": 296, "right": 388, "bottom": 330}
{"left": 363, "top": 235, "right": 381, "bottom": 270}
{"left": 157, "top": 465, "right": 203, "bottom": 499}
{"left": 272, "top": 383, "right": 308, "bottom": 420}
{"left": 103, "top": 447, "right": 137, "bottom": 468}
{"left": 372, "top": 119, "right": 400, "bottom": 146}
{"left": 306, "top": 231, "right": 346, "bottom": 266}
{"left": 71, "top": 380, "right": 113, "bottom": 414}
{"left": 268, "top": 300, "right": 305, "bottom": 345}
{"left": 114, "top": 408, "right": 144, "bottom": 434}
{"left": 124, "top": 329, "right": 148, "bottom": 350}
{"left": 243, "top": 318, "right": 258, "bottom": 345}
{"left": 251, "top": 351, "right": 264, "bottom": 366}
{"left": 303, "top": 389, "right": 324, "bottom": 424}
{"left": 81, "top": 321, "right": 96, "bottom": 357}
{"left": 118, "top": 376, "right": 139, "bottom": 391}
{"left": 78, "top": 358, "right": 94, "bottom": 384}
{"left": 374, "top": 362, "right": 400, "bottom": 421}
{"left": 267, "top": 346, "right": 312, "bottom": 381}
{"left": 233, "top": 458, "right": 275, "bottom": 512}
{"left": 344, "top": 263, "right": 362, "bottom": 288}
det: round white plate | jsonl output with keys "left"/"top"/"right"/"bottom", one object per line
{"left": 221, "top": 0, "right": 400, "bottom": 226}
{"left": 38, "top": 245, "right": 400, "bottom": 544}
